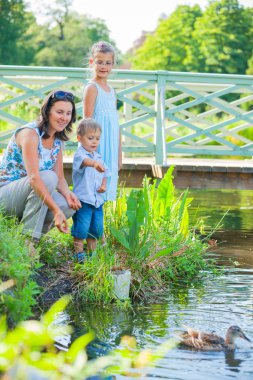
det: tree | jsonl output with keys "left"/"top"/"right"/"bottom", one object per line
{"left": 190, "top": 0, "right": 253, "bottom": 74}
{"left": 130, "top": 5, "right": 203, "bottom": 72}
{"left": 34, "top": 12, "right": 113, "bottom": 67}
{"left": 0, "top": 0, "right": 27, "bottom": 64}
{"left": 44, "top": 0, "right": 73, "bottom": 40}
{"left": 130, "top": 0, "right": 252, "bottom": 75}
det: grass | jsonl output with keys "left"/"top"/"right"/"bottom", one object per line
{"left": 0, "top": 213, "right": 41, "bottom": 324}
{"left": 0, "top": 167, "right": 219, "bottom": 320}
{"left": 67, "top": 167, "right": 217, "bottom": 305}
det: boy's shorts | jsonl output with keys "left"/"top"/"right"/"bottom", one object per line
{"left": 71, "top": 201, "right": 103, "bottom": 240}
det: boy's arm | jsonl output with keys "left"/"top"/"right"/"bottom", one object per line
{"left": 81, "top": 157, "right": 105, "bottom": 173}
{"left": 97, "top": 177, "right": 106, "bottom": 193}
{"left": 97, "top": 161, "right": 110, "bottom": 193}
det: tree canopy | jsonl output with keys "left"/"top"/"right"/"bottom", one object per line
{"left": 0, "top": 0, "right": 252, "bottom": 74}
{"left": 131, "top": 0, "right": 253, "bottom": 75}
{"left": 0, "top": 0, "right": 116, "bottom": 67}
{"left": 0, "top": 0, "right": 35, "bottom": 64}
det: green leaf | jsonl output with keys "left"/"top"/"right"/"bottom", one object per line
{"left": 41, "top": 295, "right": 71, "bottom": 326}
{"left": 67, "top": 331, "right": 95, "bottom": 361}
{"left": 110, "top": 226, "right": 130, "bottom": 251}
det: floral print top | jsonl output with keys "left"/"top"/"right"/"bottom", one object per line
{"left": 0, "top": 122, "right": 62, "bottom": 186}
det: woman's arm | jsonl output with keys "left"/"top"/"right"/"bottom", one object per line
{"left": 17, "top": 129, "right": 69, "bottom": 233}
{"left": 83, "top": 84, "right": 97, "bottom": 117}
{"left": 54, "top": 149, "right": 81, "bottom": 210}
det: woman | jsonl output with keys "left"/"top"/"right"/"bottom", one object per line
{"left": 0, "top": 90, "right": 81, "bottom": 241}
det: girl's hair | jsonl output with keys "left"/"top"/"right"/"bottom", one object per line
{"left": 37, "top": 90, "right": 76, "bottom": 141}
{"left": 77, "top": 118, "right": 102, "bottom": 136}
{"left": 90, "top": 41, "right": 116, "bottom": 63}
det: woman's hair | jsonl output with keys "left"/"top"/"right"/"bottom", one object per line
{"left": 89, "top": 41, "right": 116, "bottom": 63}
{"left": 77, "top": 118, "right": 102, "bottom": 137}
{"left": 37, "top": 90, "right": 76, "bottom": 141}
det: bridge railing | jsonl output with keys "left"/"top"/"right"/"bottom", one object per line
{"left": 0, "top": 65, "right": 252, "bottom": 164}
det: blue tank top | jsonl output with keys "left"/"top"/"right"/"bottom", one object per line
{"left": 0, "top": 122, "right": 62, "bottom": 186}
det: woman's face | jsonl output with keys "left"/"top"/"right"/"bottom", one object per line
{"left": 48, "top": 101, "right": 73, "bottom": 135}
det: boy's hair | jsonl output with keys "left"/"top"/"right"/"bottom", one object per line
{"left": 77, "top": 118, "right": 102, "bottom": 136}
{"left": 90, "top": 41, "right": 116, "bottom": 63}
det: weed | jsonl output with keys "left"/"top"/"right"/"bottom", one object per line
{"left": 0, "top": 213, "right": 40, "bottom": 324}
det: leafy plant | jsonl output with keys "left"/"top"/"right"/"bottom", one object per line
{"left": 0, "top": 213, "right": 40, "bottom": 324}
{"left": 110, "top": 188, "right": 152, "bottom": 260}
{"left": 0, "top": 294, "right": 176, "bottom": 379}
{"left": 72, "top": 242, "right": 116, "bottom": 304}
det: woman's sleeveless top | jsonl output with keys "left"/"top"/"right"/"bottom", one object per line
{"left": 84, "top": 81, "right": 119, "bottom": 201}
{"left": 0, "top": 122, "right": 62, "bottom": 186}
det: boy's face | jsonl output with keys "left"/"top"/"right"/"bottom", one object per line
{"left": 78, "top": 129, "right": 101, "bottom": 152}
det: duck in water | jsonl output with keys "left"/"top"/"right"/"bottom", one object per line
{"left": 178, "top": 325, "right": 251, "bottom": 351}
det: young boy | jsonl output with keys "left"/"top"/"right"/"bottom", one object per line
{"left": 71, "top": 118, "right": 110, "bottom": 262}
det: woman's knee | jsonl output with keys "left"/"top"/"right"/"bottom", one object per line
{"left": 40, "top": 170, "right": 58, "bottom": 192}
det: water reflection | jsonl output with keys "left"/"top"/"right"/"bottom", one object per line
{"left": 67, "top": 189, "right": 253, "bottom": 379}
{"left": 187, "top": 189, "right": 253, "bottom": 233}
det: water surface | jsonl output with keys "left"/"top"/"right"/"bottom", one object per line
{"left": 71, "top": 189, "right": 253, "bottom": 379}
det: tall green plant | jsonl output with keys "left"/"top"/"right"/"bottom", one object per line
{"left": 110, "top": 167, "right": 192, "bottom": 260}
{"left": 110, "top": 188, "right": 152, "bottom": 260}
{"left": 0, "top": 213, "right": 40, "bottom": 324}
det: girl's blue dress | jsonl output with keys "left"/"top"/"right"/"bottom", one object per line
{"left": 85, "top": 81, "right": 119, "bottom": 201}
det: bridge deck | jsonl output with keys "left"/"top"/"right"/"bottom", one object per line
{"left": 63, "top": 157, "right": 253, "bottom": 190}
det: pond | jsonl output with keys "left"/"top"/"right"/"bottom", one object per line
{"left": 68, "top": 189, "right": 253, "bottom": 379}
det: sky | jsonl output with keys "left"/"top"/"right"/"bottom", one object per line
{"left": 28, "top": 0, "right": 252, "bottom": 53}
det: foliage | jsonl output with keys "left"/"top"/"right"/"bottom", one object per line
{"left": 0, "top": 213, "right": 40, "bottom": 324}
{"left": 72, "top": 243, "right": 116, "bottom": 304}
{"left": 110, "top": 187, "right": 152, "bottom": 260}
{"left": 0, "top": 0, "right": 117, "bottom": 67}
{"left": 189, "top": 0, "right": 253, "bottom": 74}
{"left": 72, "top": 167, "right": 212, "bottom": 303}
{"left": 33, "top": 11, "right": 113, "bottom": 68}
{"left": 0, "top": 295, "right": 176, "bottom": 379}
{"left": 0, "top": 0, "right": 32, "bottom": 64}
{"left": 131, "top": 4, "right": 202, "bottom": 72}
{"left": 39, "top": 226, "right": 74, "bottom": 267}
{"left": 131, "top": 0, "right": 253, "bottom": 75}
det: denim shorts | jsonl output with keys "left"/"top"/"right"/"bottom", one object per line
{"left": 71, "top": 202, "right": 103, "bottom": 240}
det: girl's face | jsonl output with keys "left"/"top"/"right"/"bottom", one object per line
{"left": 90, "top": 52, "right": 114, "bottom": 79}
{"left": 48, "top": 101, "right": 73, "bottom": 135}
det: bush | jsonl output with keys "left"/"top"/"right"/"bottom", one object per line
{"left": 0, "top": 213, "right": 40, "bottom": 324}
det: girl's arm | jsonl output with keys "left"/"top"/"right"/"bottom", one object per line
{"left": 114, "top": 90, "right": 122, "bottom": 171}
{"left": 83, "top": 84, "right": 98, "bottom": 117}
{"left": 17, "top": 129, "right": 70, "bottom": 233}
{"left": 54, "top": 149, "right": 81, "bottom": 211}
{"left": 118, "top": 132, "right": 122, "bottom": 171}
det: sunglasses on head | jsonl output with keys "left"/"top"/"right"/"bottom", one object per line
{"left": 51, "top": 90, "right": 74, "bottom": 102}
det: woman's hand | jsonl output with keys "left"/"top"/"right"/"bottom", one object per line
{"left": 54, "top": 209, "right": 69, "bottom": 234}
{"left": 65, "top": 191, "right": 81, "bottom": 210}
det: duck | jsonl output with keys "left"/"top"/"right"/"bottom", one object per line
{"left": 177, "top": 325, "right": 251, "bottom": 351}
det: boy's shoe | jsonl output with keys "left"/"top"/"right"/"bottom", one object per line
{"left": 73, "top": 252, "right": 87, "bottom": 264}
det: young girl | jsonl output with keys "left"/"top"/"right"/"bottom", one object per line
{"left": 83, "top": 41, "right": 122, "bottom": 201}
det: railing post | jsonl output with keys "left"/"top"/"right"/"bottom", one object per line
{"left": 154, "top": 71, "right": 167, "bottom": 165}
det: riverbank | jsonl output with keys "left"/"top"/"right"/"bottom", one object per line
{"left": 1, "top": 168, "right": 217, "bottom": 323}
